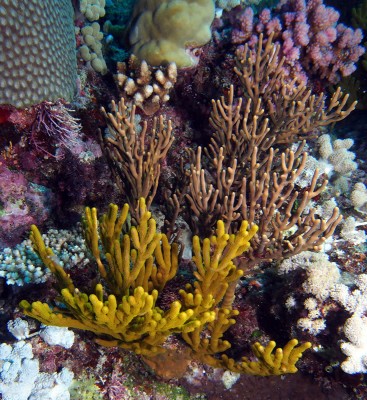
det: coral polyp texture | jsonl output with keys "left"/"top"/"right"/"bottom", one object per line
{"left": 129, "top": 0, "right": 215, "bottom": 67}
{"left": 0, "top": 0, "right": 77, "bottom": 108}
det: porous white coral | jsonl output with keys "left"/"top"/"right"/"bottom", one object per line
{"left": 40, "top": 326, "right": 75, "bottom": 349}
{"left": 328, "top": 275, "right": 367, "bottom": 373}
{"left": 331, "top": 274, "right": 367, "bottom": 315}
{"left": 340, "top": 315, "right": 367, "bottom": 374}
{"left": 317, "top": 134, "right": 358, "bottom": 194}
{"left": 350, "top": 182, "right": 367, "bottom": 213}
{"left": 294, "top": 154, "right": 331, "bottom": 188}
{"left": 340, "top": 216, "right": 367, "bottom": 245}
{"left": 7, "top": 318, "right": 30, "bottom": 341}
{"left": 279, "top": 251, "right": 367, "bottom": 373}
{"left": 285, "top": 296, "right": 297, "bottom": 310}
{"left": 279, "top": 251, "right": 341, "bottom": 335}
{"left": 221, "top": 370, "right": 240, "bottom": 389}
{"left": 302, "top": 257, "right": 340, "bottom": 301}
{"left": 318, "top": 134, "right": 357, "bottom": 175}
{"left": 297, "top": 316, "right": 326, "bottom": 335}
{"left": 297, "top": 297, "right": 326, "bottom": 335}
{"left": 315, "top": 198, "right": 338, "bottom": 220}
{"left": 0, "top": 339, "right": 73, "bottom": 400}
{"left": 279, "top": 251, "right": 345, "bottom": 302}
{"left": 0, "top": 341, "right": 39, "bottom": 400}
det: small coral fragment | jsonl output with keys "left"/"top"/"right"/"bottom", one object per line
{"left": 221, "top": 339, "right": 312, "bottom": 376}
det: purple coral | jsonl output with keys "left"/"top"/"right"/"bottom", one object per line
{"left": 231, "top": 0, "right": 365, "bottom": 84}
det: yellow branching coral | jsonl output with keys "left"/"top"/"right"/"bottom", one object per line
{"left": 20, "top": 198, "right": 310, "bottom": 373}
{"left": 220, "top": 339, "right": 312, "bottom": 376}
{"left": 83, "top": 198, "right": 178, "bottom": 295}
{"left": 180, "top": 220, "right": 258, "bottom": 312}
{"left": 21, "top": 199, "right": 191, "bottom": 355}
{"left": 179, "top": 220, "right": 258, "bottom": 359}
{"left": 178, "top": 221, "right": 311, "bottom": 375}
{"left": 21, "top": 284, "right": 199, "bottom": 355}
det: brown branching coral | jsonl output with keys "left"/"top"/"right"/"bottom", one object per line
{"left": 183, "top": 33, "right": 352, "bottom": 269}
{"left": 208, "top": 81, "right": 354, "bottom": 185}
{"left": 208, "top": 85, "right": 271, "bottom": 177}
{"left": 100, "top": 98, "right": 174, "bottom": 219}
{"left": 236, "top": 148, "right": 342, "bottom": 267}
{"left": 186, "top": 143, "right": 343, "bottom": 268}
{"left": 223, "top": 34, "right": 356, "bottom": 160}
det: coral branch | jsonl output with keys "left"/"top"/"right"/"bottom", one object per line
{"left": 100, "top": 98, "right": 174, "bottom": 218}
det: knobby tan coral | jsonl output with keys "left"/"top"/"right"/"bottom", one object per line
{"left": 100, "top": 98, "right": 174, "bottom": 218}
{"left": 115, "top": 55, "right": 177, "bottom": 115}
{"left": 129, "top": 0, "right": 215, "bottom": 67}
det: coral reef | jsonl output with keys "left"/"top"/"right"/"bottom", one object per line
{"left": 0, "top": 0, "right": 366, "bottom": 396}
{"left": 350, "top": 182, "right": 367, "bottom": 213}
{"left": 78, "top": 22, "right": 108, "bottom": 74}
{"left": 182, "top": 36, "right": 350, "bottom": 267}
{"left": 0, "top": 163, "right": 53, "bottom": 248}
{"left": 80, "top": 0, "right": 106, "bottom": 21}
{"left": 29, "top": 101, "right": 82, "bottom": 159}
{"left": 100, "top": 99, "right": 175, "bottom": 216}
{"left": 318, "top": 134, "right": 357, "bottom": 175}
